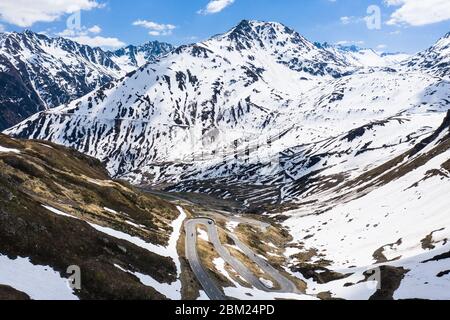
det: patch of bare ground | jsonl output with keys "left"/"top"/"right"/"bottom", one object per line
{"left": 373, "top": 239, "right": 403, "bottom": 263}
{"left": 287, "top": 244, "right": 350, "bottom": 294}
{"left": 180, "top": 256, "right": 203, "bottom": 300}
{"left": 197, "top": 237, "right": 234, "bottom": 290}
{"left": 422, "top": 250, "right": 450, "bottom": 263}
{"left": 437, "top": 270, "right": 450, "bottom": 278}
{"left": 421, "top": 228, "right": 446, "bottom": 250}
{"left": 0, "top": 285, "right": 30, "bottom": 300}
{"left": 442, "top": 158, "right": 450, "bottom": 171}
{"left": 366, "top": 266, "right": 408, "bottom": 300}
{"left": 316, "top": 291, "right": 343, "bottom": 300}
{"left": 225, "top": 224, "right": 307, "bottom": 292}
{"left": 292, "top": 262, "right": 350, "bottom": 286}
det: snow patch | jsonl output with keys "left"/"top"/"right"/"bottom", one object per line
{"left": 0, "top": 255, "right": 78, "bottom": 300}
{"left": 0, "top": 145, "right": 20, "bottom": 153}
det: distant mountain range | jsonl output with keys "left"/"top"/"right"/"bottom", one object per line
{"left": 107, "top": 41, "right": 175, "bottom": 73}
{"left": 0, "top": 31, "right": 174, "bottom": 130}
{"left": 316, "top": 42, "right": 411, "bottom": 67}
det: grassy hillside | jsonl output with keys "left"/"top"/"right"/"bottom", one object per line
{"left": 0, "top": 134, "right": 181, "bottom": 300}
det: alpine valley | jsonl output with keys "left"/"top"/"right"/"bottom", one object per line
{"left": 1, "top": 20, "right": 450, "bottom": 300}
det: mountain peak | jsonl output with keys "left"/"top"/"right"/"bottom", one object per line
{"left": 230, "top": 19, "right": 294, "bottom": 37}
{"left": 20, "top": 29, "right": 46, "bottom": 40}
{"left": 22, "top": 29, "right": 35, "bottom": 35}
{"left": 316, "top": 42, "right": 363, "bottom": 53}
{"left": 435, "top": 31, "right": 450, "bottom": 45}
{"left": 218, "top": 19, "right": 309, "bottom": 52}
{"left": 234, "top": 19, "right": 286, "bottom": 29}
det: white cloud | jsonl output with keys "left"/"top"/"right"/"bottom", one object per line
{"left": 0, "top": 24, "right": 5, "bottom": 32}
{"left": 385, "top": 0, "right": 450, "bottom": 26}
{"left": 57, "top": 24, "right": 124, "bottom": 49}
{"left": 198, "top": 0, "right": 235, "bottom": 15}
{"left": 133, "top": 20, "right": 176, "bottom": 36}
{"left": 67, "top": 35, "right": 125, "bottom": 49}
{"left": 336, "top": 40, "right": 365, "bottom": 46}
{"left": 57, "top": 24, "right": 101, "bottom": 37}
{"left": 57, "top": 28, "right": 80, "bottom": 37}
{"left": 340, "top": 16, "right": 352, "bottom": 25}
{"left": 340, "top": 16, "right": 365, "bottom": 25}
{"left": 0, "top": 0, "right": 101, "bottom": 27}
{"left": 88, "top": 25, "right": 101, "bottom": 34}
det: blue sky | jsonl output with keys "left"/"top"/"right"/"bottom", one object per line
{"left": 0, "top": 0, "right": 449, "bottom": 53}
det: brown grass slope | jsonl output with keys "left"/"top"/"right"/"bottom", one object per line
{"left": 0, "top": 134, "right": 181, "bottom": 300}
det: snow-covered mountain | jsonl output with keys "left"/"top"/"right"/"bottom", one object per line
{"left": 107, "top": 41, "right": 175, "bottom": 73}
{"left": 403, "top": 32, "right": 450, "bottom": 79}
{"left": 5, "top": 20, "right": 354, "bottom": 176}
{"left": 5, "top": 21, "right": 450, "bottom": 213}
{"left": 283, "top": 111, "right": 450, "bottom": 300}
{"left": 317, "top": 42, "right": 410, "bottom": 67}
{"left": 0, "top": 30, "right": 123, "bottom": 130}
{"left": 3, "top": 19, "right": 450, "bottom": 301}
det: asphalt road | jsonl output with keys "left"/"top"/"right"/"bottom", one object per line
{"left": 184, "top": 217, "right": 299, "bottom": 300}
{"left": 185, "top": 219, "right": 226, "bottom": 300}
{"left": 228, "top": 233, "right": 299, "bottom": 293}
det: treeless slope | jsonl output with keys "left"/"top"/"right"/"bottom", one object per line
{"left": 0, "top": 134, "right": 182, "bottom": 300}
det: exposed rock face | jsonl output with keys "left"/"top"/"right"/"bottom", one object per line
{"left": 0, "top": 31, "right": 175, "bottom": 131}
{"left": 0, "top": 30, "right": 123, "bottom": 130}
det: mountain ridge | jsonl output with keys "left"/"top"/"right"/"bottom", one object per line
{"left": 0, "top": 30, "right": 122, "bottom": 130}
{"left": 0, "top": 30, "right": 175, "bottom": 131}
{"left": 403, "top": 31, "right": 450, "bottom": 78}
{"left": 107, "top": 41, "right": 175, "bottom": 73}
{"left": 5, "top": 21, "right": 450, "bottom": 211}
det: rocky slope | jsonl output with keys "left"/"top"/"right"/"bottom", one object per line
{"left": 0, "top": 134, "right": 186, "bottom": 300}
{"left": 0, "top": 30, "right": 123, "bottom": 130}
{"left": 403, "top": 32, "right": 450, "bottom": 79}
{"left": 0, "top": 31, "right": 174, "bottom": 131}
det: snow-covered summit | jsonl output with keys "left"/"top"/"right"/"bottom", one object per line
{"left": 107, "top": 41, "right": 175, "bottom": 73}
{"left": 403, "top": 31, "right": 450, "bottom": 78}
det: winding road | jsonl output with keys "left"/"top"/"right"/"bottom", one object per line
{"left": 184, "top": 217, "right": 300, "bottom": 300}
